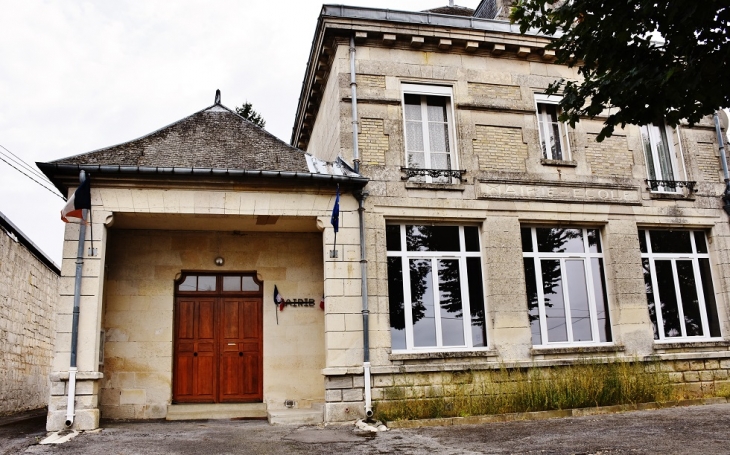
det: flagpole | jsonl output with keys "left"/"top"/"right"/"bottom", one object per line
{"left": 65, "top": 170, "right": 87, "bottom": 428}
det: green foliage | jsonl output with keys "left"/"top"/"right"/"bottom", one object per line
{"left": 235, "top": 101, "right": 266, "bottom": 128}
{"left": 374, "top": 360, "right": 678, "bottom": 422}
{"left": 510, "top": 1, "right": 730, "bottom": 141}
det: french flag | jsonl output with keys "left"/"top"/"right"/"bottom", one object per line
{"left": 273, "top": 285, "right": 285, "bottom": 312}
{"left": 61, "top": 178, "right": 91, "bottom": 223}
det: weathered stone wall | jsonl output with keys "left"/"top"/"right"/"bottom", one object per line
{"left": 359, "top": 118, "right": 389, "bottom": 165}
{"left": 473, "top": 125, "right": 527, "bottom": 171}
{"left": 584, "top": 133, "right": 634, "bottom": 177}
{"left": 0, "top": 226, "right": 58, "bottom": 416}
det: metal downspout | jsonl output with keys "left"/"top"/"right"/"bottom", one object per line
{"left": 713, "top": 112, "right": 730, "bottom": 216}
{"left": 350, "top": 35, "right": 360, "bottom": 173}
{"left": 66, "top": 170, "right": 87, "bottom": 428}
{"left": 350, "top": 33, "right": 372, "bottom": 418}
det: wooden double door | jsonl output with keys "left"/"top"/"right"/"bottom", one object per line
{"left": 173, "top": 273, "right": 263, "bottom": 403}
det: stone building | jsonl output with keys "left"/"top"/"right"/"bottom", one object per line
{"left": 0, "top": 212, "right": 59, "bottom": 416}
{"left": 40, "top": 2, "right": 730, "bottom": 430}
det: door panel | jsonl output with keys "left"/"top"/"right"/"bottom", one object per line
{"left": 219, "top": 298, "right": 263, "bottom": 402}
{"left": 173, "top": 298, "right": 217, "bottom": 402}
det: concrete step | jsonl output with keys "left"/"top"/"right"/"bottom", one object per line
{"left": 166, "top": 403, "right": 267, "bottom": 421}
{"left": 267, "top": 404, "right": 324, "bottom": 425}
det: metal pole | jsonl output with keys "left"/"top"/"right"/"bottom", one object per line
{"left": 356, "top": 190, "right": 372, "bottom": 418}
{"left": 713, "top": 113, "right": 730, "bottom": 216}
{"left": 66, "top": 170, "right": 87, "bottom": 427}
{"left": 350, "top": 35, "right": 360, "bottom": 173}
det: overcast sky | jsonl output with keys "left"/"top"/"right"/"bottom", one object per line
{"left": 0, "top": 0, "right": 484, "bottom": 265}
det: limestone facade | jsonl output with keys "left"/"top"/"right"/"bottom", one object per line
{"left": 0, "top": 213, "right": 59, "bottom": 416}
{"left": 293, "top": 5, "right": 730, "bottom": 420}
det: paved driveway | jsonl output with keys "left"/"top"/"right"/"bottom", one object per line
{"left": 3, "top": 403, "right": 729, "bottom": 454}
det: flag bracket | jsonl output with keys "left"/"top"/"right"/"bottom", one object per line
{"left": 329, "top": 249, "right": 338, "bottom": 258}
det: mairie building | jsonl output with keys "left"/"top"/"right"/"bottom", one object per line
{"left": 40, "top": 1, "right": 730, "bottom": 429}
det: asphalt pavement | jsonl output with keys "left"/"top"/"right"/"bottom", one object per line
{"left": 1, "top": 403, "right": 729, "bottom": 454}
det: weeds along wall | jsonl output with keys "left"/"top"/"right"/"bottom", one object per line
{"left": 372, "top": 357, "right": 730, "bottom": 421}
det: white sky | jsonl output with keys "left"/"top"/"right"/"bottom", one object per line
{"left": 0, "top": 1, "right": 483, "bottom": 265}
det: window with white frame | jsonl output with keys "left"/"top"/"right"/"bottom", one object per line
{"left": 534, "top": 94, "right": 571, "bottom": 161}
{"left": 521, "top": 227, "right": 612, "bottom": 346}
{"left": 401, "top": 84, "right": 459, "bottom": 183}
{"left": 640, "top": 123, "right": 680, "bottom": 192}
{"left": 639, "top": 229, "right": 721, "bottom": 340}
{"left": 386, "top": 224, "right": 486, "bottom": 351}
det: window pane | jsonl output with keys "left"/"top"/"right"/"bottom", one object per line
{"left": 386, "top": 225, "right": 401, "bottom": 251}
{"left": 643, "top": 258, "right": 659, "bottom": 340}
{"left": 428, "top": 123, "right": 449, "bottom": 154}
{"left": 650, "top": 231, "right": 692, "bottom": 254}
{"left": 638, "top": 230, "right": 648, "bottom": 254}
{"left": 405, "top": 225, "right": 460, "bottom": 252}
{"left": 464, "top": 227, "right": 480, "bottom": 252}
{"left": 410, "top": 259, "right": 437, "bottom": 347}
{"left": 524, "top": 258, "right": 541, "bottom": 345}
{"left": 551, "top": 122, "right": 564, "bottom": 160}
{"left": 387, "top": 258, "right": 407, "bottom": 350}
{"left": 592, "top": 258, "right": 612, "bottom": 342}
{"left": 407, "top": 151, "right": 425, "bottom": 168}
{"left": 404, "top": 94, "right": 422, "bottom": 120}
{"left": 197, "top": 276, "right": 216, "bottom": 291}
{"left": 536, "top": 228, "right": 584, "bottom": 253}
{"left": 641, "top": 126, "right": 658, "bottom": 181}
{"left": 222, "top": 276, "right": 241, "bottom": 292}
{"left": 676, "top": 261, "right": 703, "bottom": 337}
{"left": 242, "top": 276, "right": 259, "bottom": 291}
{"left": 406, "top": 121, "right": 424, "bottom": 153}
{"left": 467, "top": 257, "right": 486, "bottom": 347}
{"left": 655, "top": 261, "right": 681, "bottom": 337}
{"left": 698, "top": 258, "right": 721, "bottom": 337}
{"left": 694, "top": 232, "right": 708, "bottom": 254}
{"left": 587, "top": 229, "right": 602, "bottom": 253}
{"left": 438, "top": 259, "right": 465, "bottom": 346}
{"left": 656, "top": 125, "right": 675, "bottom": 181}
{"left": 179, "top": 275, "right": 196, "bottom": 291}
{"left": 426, "top": 95, "right": 447, "bottom": 122}
{"left": 541, "top": 259, "right": 568, "bottom": 342}
{"left": 521, "top": 227, "right": 533, "bottom": 253}
{"left": 430, "top": 152, "right": 449, "bottom": 170}
{"left": 566, "top": 260, "right": 592, "bottom": 342}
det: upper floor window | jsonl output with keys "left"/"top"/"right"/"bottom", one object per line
{"left": 640, "top": 229, "right": 721, "bottom": 341}
{"left": 521, "top": 226, "right": 612, "bottom": 346}
{"left": 401, "top": 84, "right": 460, "bottom": 183}
{"left": 534, "top": 94, "right": 571, "bottom": 161}
{"left": 640, "top": 123, "right": 679, "bottom": 192}
{"left": 386, "top": 224, "right": 487, "bottom": 352}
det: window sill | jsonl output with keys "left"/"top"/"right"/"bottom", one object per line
{"left": 404, "top": 182, "right": 466, "bottom": 191}
{"left": 540, "top": 158, "right": 577, "bottom": 167}
{"left": 653, "top": 340, "right": 730, "bottom": 351}
{"left": 531, "top": 345, "right": 624, "bottom": 356}
{"left": 647, "top": 191, "right": 694, "bottom": 201}
{"left": 389, "top": 350, "right": 497, "bottom": 361}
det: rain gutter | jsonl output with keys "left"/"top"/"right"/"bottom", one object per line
{"left": 713, "top": 112, "right": 730, "bottom": 216}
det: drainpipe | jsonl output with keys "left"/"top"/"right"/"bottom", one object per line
{"left": 350, "top": 35, "right": 360, "bottom": 173}
{"left": 66, "top": 170, "right": 87, "bottom": 428}
{"left": 355, "top": 189, "right": 372, "bottom": 419}
{"left": 350, "top": 33, "right": 371, "bottom": 418}
{"left": 713, "top": 112, "right": 730, "bottom": 216}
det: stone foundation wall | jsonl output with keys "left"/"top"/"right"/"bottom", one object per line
{"left": 0, "top": 224, "right": 59, "bottom": 416}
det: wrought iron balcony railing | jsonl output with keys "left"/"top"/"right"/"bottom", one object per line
{"left": 401, "top": 167, "right": 466, "bottom": 182}
{"left": 645, "top": 179, "right": 697, "bottom": 193}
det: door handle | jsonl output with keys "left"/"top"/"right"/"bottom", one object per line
{"left": 239, "top": 352, "right": 243, "bottom": 357}
{"left": 193, "top": 352, "right": 198, "bottom": 357}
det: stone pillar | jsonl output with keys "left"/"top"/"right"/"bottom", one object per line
{"left": 47, "top": 210, "right": 109, "bottom": 431}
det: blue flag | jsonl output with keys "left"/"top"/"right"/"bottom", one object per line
{"left": 330, "top": 186, "right": 340, "bottom": 233}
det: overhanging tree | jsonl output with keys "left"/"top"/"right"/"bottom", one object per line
{"left": 511, "top": 1, "right": 730, "bottom": 141}
{"left": 235, "top": 101, "right": 266, "bottom": 128}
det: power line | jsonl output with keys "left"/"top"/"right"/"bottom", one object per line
{"left": 0, "top": 155, "right": 64, "bottom": 199}
{"left": 0, "top": 144, "right": 52, "bottom": 183}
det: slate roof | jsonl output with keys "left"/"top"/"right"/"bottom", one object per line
{"left": 422, "top": 5, "right": 475, "bottom": 16}
{"left": 53, "top": 102, "right": 310, "bottom": 173}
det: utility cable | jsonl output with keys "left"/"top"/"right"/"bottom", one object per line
{"left": 0, "top": 155, "right": 64, "bottom": 199}
{"left": 0, "top": 144, "right": 53, "bottom": 183}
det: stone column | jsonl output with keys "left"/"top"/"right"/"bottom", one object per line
{"left": 47, "top": 209, "right": 110, "bottom": 431}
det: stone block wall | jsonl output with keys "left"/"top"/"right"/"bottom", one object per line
{"left": 359, "top": 118, "right": 389, "bottom": 165}
{"left": 584, "top": 133, "right": 634, "bottom": 177}
{"left": 473, "top": 125, "right": 528, "bottom": 172}
{"left": 0, "top": 223, "right": 59, "bottom": 416}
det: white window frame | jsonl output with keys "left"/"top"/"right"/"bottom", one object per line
{"left": 522, "top": 226, "right": 612, "bottom": 347}
{"left": 401, "top": 83, "right": 459, "bottom": 183}
{"left": 640, "top": 123, "right": 681, "bottom": 193}
{"left": 640, "top": 229, "right": 721, "bottom": 342}
{"left": 534, "top": 94, "right": 572, "bottom": 161}
{"left": 387, "top": 224, "right": 487, "bottom": 353}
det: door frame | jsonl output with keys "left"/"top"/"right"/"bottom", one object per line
{"left": 172, "top": 271, "right": 264, "bottom": 403}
